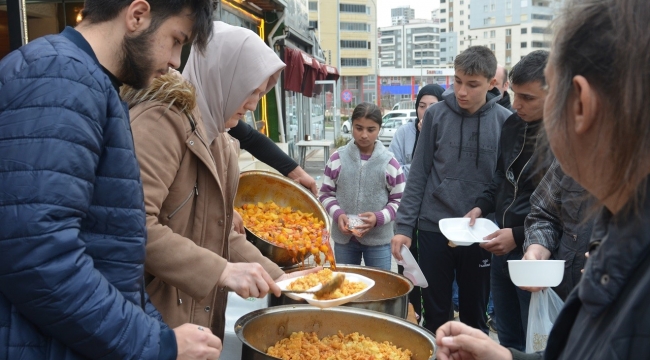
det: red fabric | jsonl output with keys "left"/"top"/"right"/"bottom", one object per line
{"left": 325, "top": 65, "right": 340, "bottom": 82}
{"left": 301, "top": 57, "right": 320, "bottom": 97}
{"left": 312, "top": 63, "right": 330, "bottom": 96}
{"left": 283, "top": 48, "right": 304, "bottom": 93}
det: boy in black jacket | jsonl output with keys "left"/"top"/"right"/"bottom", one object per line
{"left": 465, "top": 50, "right": 550, "bottom": 351}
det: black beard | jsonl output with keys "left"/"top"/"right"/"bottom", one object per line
{"left": 119, "top": 29, "right": 156, "bottom": 89}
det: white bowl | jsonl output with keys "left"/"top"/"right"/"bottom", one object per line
{"left": 396, "top": 245, "right": 428, "bottom": 288}
{"left": 507, "top": 260, "right": 565, "bottom": 287}
{"left": 276, "top": 272, "right": 375, "bottom": 308}
{"left": 439, "top": 218, "right": 499, "bottom": 246}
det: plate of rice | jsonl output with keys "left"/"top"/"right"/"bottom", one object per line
{"left": 277, "top": 268, "right": 375, "bottom": 308}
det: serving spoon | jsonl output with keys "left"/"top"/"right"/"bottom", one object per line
{"left": 281, "top": 273, "right": 346, "bottom": 298}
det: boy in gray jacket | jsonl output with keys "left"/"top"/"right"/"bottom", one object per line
{"left": 392, "top": 46, "right": 511, "bottom": 334}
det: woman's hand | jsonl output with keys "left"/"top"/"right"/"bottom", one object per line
{"left": 218, "top": 262, "right": 280, "bottom": 298}
{"left": 436, "top": 321, "right": 513, "bottom": 360}
{"left": 287, "top": 166, "right": 318, "bottom": 195}
{"left": 232, "top": 210, "right": 245, "bottom": 234}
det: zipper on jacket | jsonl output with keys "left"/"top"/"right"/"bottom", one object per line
{"left": 167, "top": 183, "right": 198, "bottom": 219}
{"left": 502, "top": 124, "right": 531, "bottom": 228}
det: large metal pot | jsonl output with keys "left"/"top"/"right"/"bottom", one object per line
{"left": 235, "top": 171, "right": 331, "bottom": 267}
{"left": 269, "top": 265, "right": 414, "bottom": 318}
{"left": 235, "top": 305, "right": 436, "bottom": 360}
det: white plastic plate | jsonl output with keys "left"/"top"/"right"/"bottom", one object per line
{"left": 396, "top": 245, "right": 428, "bottom": 288}
{"left": 276, "top": 272, "right": 375, "bottom": 308}
{"left": 439, "top": 218, "right": 499, "bottom": 246}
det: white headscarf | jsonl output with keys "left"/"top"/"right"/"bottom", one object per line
{"left": 182, "top": 21, "right": 286, "bottom": 140}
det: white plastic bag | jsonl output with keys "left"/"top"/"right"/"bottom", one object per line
{"left": 526, "top": 288, "right": 564, "bottom": 353}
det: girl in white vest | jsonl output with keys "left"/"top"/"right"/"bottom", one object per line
{"left": 319, "top": 103, "right": 406, "bottom": 270}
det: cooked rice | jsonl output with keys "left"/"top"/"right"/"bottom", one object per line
{"left": 287, "top": 269, "right": 367, "bottom": 300}
{"left": 267, "top": 331, "right": 412, "bottom": 360}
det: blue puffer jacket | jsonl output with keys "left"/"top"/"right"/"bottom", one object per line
{"left": 0, "top": 30, "right": 174, "bottom": 359}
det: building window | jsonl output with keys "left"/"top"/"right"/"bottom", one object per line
{"left": 532, "top": 14, "right": 553, "bottom": 20}
{"left": 484, "top": 18, "right": 489, "bottom": 25}
{"left": 441, "top": 37, "right": 446, "bottom": 42}
{"left": 441, "top": 28, "right": 447, "bottom": 32}
{"left": 340, "top": 4, "right": 367, "bottom": 13}
{"left": 460, "top": 10, "right": 464, "bottom": 15}
{"left": 506, "top": 56, "right": 512, "bottom": 64}
{"left": 441, "top": 57, "right": 447, "bottom": 62}
{"left": 460, "top": 40, "right": 464, "bottom": 45}
{"left": 490, "top": 43, "right": 495, "bottom": 51}
{"left": 460, "top": 20, "right": 464, "bottom": 25}
{"left": 460, "top": 0, "right": 464, "bottom": 4}
{"left": 441, "top": 8, "right": 446, "bottom": 13}
{"left": 521, "top": 27, "right": 528, "bottom": 34}
{"left": 340, "top": 22, "right": 369, "bottom": 31}
{"left": 506, "top": 42, "right": 511, "bottom": 49}
{"left": 532, "top": 41, "right": 550, "bottom": 48}
{"left": 491, "top": 3, "right": 496, "bottom": 11}
{"left": 506, "top": 29, "right": 511, "bottom": 36}
{"left": 521, "top": 41, "right": 528, "bottom": 48}
{"left": 341, "top": 58, "right": 369, "bottom": 67}
{"left": 460, "top": 30, "right": 464, "bottom": 35}
{"left": 506, "top": 0, "right": 512, "bottom": 15}
{"left": 521, "top": 0, "right": 528, "bottom": 6}
{"left": 441, "top": 47, "right": 447, "bottom": 52}
{"left": 441, "top": 19, "right": 447, "bottom": 23}
{"left": 309, "top": 20, "right": 318, "bottom": 29}
{"left": 490, "top": 30, "right": 496, "bottom": 38}
{"left": 521, "top": 14, "right": 528, "bottom": 21}
{"left": 309, "top": 1, "right": 318, "bottom": 11}
{"left": 531, "top": 26, "right": 548, "bottom": 34}
{"left": 484, "top": 4, "right": 488, "bottom": 12}
{"left": 341, "top": 40, "right": 370, "bottom": 49}
{"left": 484, "top": 31, "right": 488, "bottom": 38}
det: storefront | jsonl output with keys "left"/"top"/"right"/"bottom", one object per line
{"left": 377, "top": 67, "right": 455, "bottom": 109}
{"left": 0, "top": 0, "right": 338, "bottom": 162}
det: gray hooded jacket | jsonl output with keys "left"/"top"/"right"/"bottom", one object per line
{"left": 396, "top": 91, "right": 511, "bottom": 235}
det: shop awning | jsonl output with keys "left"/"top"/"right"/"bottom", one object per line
{"left": 283, "top": 48, "right": 339, "bottom": 98}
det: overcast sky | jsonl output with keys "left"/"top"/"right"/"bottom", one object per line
{"left": 376, "top": 0, "right": 439, "bottom": 27}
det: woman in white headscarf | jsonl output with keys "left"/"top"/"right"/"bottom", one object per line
{"left": 121, "top": 21, "right": 315, "bottom": 339}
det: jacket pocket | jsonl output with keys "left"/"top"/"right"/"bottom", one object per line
{"left": 431, "top": 177, "right": 490, "bottom": 219}
{"left": 167, "top": 183, "right": 198, "bottom": 219}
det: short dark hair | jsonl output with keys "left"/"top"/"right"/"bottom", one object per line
{"left": 351, "top": 102, "right": 383, "bottom": 127}
{"left": 510, "top": 50, "right": 549, "bottom": 86}
{"left": 454, "top": 46, "right": 497, "bottom": 80}
{"left": 82, "top": 0, "right": 214, "bottom": 52}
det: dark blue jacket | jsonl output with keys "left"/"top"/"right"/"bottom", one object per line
{"left": 0, "top": 28, "right": 175, "bottom": 359}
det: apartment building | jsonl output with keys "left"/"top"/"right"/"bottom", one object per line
{"left": 391, "top": 6, "right": 415, "bottom": 25}
{"left": 377, "top": 20, "right": 453, "bottom": 108}
{"left": 438, "top": 0, "right": 558, "bottom": 68}
{"left": 309, "top": 0, "right": 377, "bottom": 105}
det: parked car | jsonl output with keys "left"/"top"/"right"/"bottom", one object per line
{"left": 342, "top": 109, "right": 415, "bottom": 136}
{"left": 392, "top": 100, "right": 416, "bottom": 111}
{"left": 341, "top": 119, "right": 351, "bottom": 133}
{"left": 379, "top": 117, "right": 415, "bottom": 146}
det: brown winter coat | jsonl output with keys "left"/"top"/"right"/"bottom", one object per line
{"left": 122, "top": 73, "right": 283, "bottom": 339}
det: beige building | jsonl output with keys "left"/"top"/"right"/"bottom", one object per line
{"left": 438, "top": 0, "right": 558, "bottom": 69}
{"left": 309, "top": 0, "right": 378, "bottom": 105}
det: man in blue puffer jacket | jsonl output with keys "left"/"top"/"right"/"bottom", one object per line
{"left": 0, "top": 1, "right": 220, "bottom": 359}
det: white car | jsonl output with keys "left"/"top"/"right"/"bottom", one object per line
{"left": 342, "top": 109, "right": 416, "bottom": 134}
{"left": 379, "top": 117, "right": 415, "bottom": 146}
